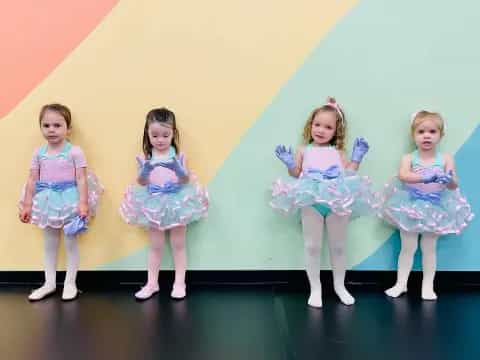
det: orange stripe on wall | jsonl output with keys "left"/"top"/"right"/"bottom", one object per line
{"left": 0, "top": 0, "right": 119, "bottom": 118}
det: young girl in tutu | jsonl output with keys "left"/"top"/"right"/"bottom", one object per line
{"left": 19, "top": 103, "right": 102, "bottom": 301}
{"left": 271, "top": 97, "right": 379, "bottom": 307}
{"left": 120, "top": 108, "right": 208, "bottom": 300}
{"left": 381, "top": 110, "right": 473, "bottom": 300}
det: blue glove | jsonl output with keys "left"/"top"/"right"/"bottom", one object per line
{"left": 435, "top": 170, "right": 454, "bottom": 184}
{"left": 137, "top": 158, "right": 157, "bottom": 180}
{"left": 351, "top": 137, "right": 369, "bottom": 163}
{"left": 64, "top": 216, "right": 88, "bottom": 236}
{"left": 157, "top": 154, "right": 188, "bottom": 178}
{"left": 421, "top": 171, "right": 438, "bottom": 184}
{"left": 275, "top": 145, "right": 295, "bottom": 170}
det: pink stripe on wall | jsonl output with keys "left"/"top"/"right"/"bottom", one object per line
{"left": 0, "top": 0, "right": 119, "bottom": 118}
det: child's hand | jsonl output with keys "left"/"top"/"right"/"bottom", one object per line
{"left": 435, "top": 170, "right": 454, "bottom": 184}
{"left": 351, "top": 137, "right": 369, "bottom": 163}
{"left": 275, "top": 145, "right": 295, "bottom": 170}
{"left": 157, "top": 155, "right": 188, "bottom": 178}
{"left": 78, "top": 202, "right": 89, "bottom": 219}
{"left": 137, "top": 158, "right": 158, "bottom": 180}
{"left": 421, "top": 171, "right": 438, "bottom": 184}
{"left": 19, "top": 204, "right": 32, "bottom": 223}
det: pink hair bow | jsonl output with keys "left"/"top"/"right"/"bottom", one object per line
{"left": 324, "top": 97, "right": 344, "bottom": 122}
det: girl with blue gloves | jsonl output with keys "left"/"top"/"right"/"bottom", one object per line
{"left": 381, "top": 111, "right": 473, "bottom": 300}
{"left": 120, "top": 108, "right": 208, "bottom": 300}
{"left": 271, "top": 97, "right": 380, "bottom": 308}
{"left": 19, "top": 104, "right": 103, "bottom": 301}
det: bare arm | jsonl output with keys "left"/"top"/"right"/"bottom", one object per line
{"left": 19, "top": 169, "right": 39, "bottom": 223}
{"left": 23, "top": 169, "right": 39, "bottom": 207}
{"left": 341, "top": 152, "right": 360, "bottom": 171}
{"left": 76, "top": 167, "right": 89, "bottom": 218}
{"left": 443, "top": 153, "right": 458, "bottom": 189}
{"left": 287, "top": 147, "right": 304, "bottom": 178}
{"left": 398, "top": 154, "right": 424, "bottom": 183}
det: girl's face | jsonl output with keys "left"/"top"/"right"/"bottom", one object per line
{"left": 311, "top": 111, "right": 337, "bottom": 145}
{"left": 413, "top": 117, "right": 442, "bottom": 151}
{"left": 148, "top": 121, "right": 174, "bottom": 153}
{"left": 40, "top": 110, "right": 69, "bottom": 146}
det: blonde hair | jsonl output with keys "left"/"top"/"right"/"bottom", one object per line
{"left": 302, "top": 101, "right": 346, "bottom": 151}
{"left": 410, "top": 111, "right": 445, "bottom": 138}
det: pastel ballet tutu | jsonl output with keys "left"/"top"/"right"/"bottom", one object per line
{"left": 271, "top": 169, "right": 381, "bottom": 217}
{"left": 19, "top": 172, "right": 103, "bottom": 229}
{"left": 120, "top": 181, "right": 208, "bottom": 230}
{"left": 380, "top": 177, "right": 473, "bottom": 235}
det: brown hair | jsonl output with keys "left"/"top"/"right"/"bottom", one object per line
{"left": 142, "top": 107, "right": 179, "bottom": 159}
{"left": 39, "top": 103, "right": 72, "bottom": 128}
{"left": 411, "top": 111, "right": 445, "bottom": 138}
{"left": 302, "top": 98, "right": 346, "bottom": 151}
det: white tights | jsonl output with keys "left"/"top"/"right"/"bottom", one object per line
{"left": 301, "top": 207, "right": 354, "bottom": 307}
{"left": 385, "top": 230, "right": 438, "bottom": 300}
{"left": 145, "top": 226, "right": 187, "bottom": 289}
{"left": 42, "top": 227, "right": 79, "bottom": 287}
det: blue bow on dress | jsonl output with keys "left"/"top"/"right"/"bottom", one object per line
{"left": 304, "top": 165, "right": 341, "bottom": 180}
{"left": 407, "top": 187, "right": 442, "bottom": 204}
{"left": 35, "top": 180, "right": 76, "bottom": 193}
{"left": 147, "top": 181, "right": 182, "bottom": 194}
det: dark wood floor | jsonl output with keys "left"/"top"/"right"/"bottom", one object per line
{"left": 0, "top": 284, "right": 479, "bottom": 360}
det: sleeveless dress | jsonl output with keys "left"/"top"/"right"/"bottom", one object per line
{"left": 380, "top": 150, "right": 473, "bottom": 234}
{"left": 271, "top": 145, "right": 380, "bottom": 217}
{"left": 120, "top": 146, "right": 208, "bottom": 230}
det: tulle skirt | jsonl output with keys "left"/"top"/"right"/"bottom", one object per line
{"left": 120, "top": 182, "right": 208, "bottom": 230}
{"left": 271, "top": 170, "right": 381, "bottom": 218}
{"left": 19, "top": 172, "right": 103, "bottom": 229}
{"left": 380, "top": 177, "right": 473, "bottom": 235}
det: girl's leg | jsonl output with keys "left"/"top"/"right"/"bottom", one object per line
{"left": 385, "top": 230, "right": 418, "bottom": 297}
{"left": 62, "top": 234, "right": 80, "bottom": 300}
{"left": 325, "top": 213, "right": 355, "bottom": 305}
{"left": 301, "top": 207, "right": 325, "bottom": 308}
{"left": 135, "top": 229, "right": 165, "bottom": 299}
{"left": 29, "top": 227, "right": 60, "bottom": 300}
{"left": 170, "top": 225, "right": 187, "bottom": 299}
{"left": 420, "top": 233, "right": 438, "bottom": 300}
